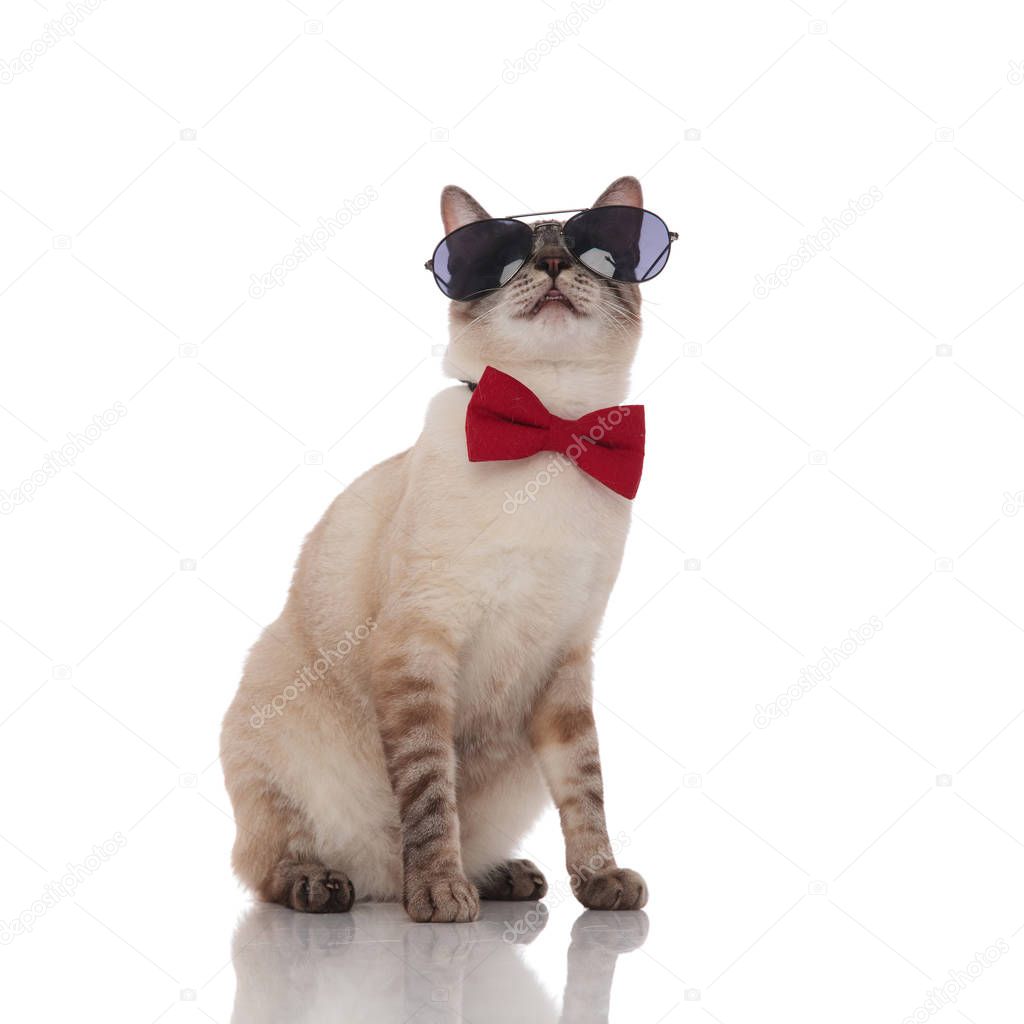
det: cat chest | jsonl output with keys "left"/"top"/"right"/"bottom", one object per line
{"left": 408, "top": 425, "right": 630, "bottom": 715}
{"left": 444, "top": 478, "right": 624, "bottom": 714}
{"left": 451, "top": 547, "right": 594, "bottom": 724}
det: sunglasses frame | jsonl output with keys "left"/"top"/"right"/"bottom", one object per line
{"left": 424, "top": 207, "right": 678, "bottom": 301}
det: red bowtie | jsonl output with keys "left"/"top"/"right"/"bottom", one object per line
{"left": 465, "top": 366, "right": 645, "bottom": 499}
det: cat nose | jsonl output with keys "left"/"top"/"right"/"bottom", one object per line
{"left": 536, "top": 255, "right": 571, "bottom": 280}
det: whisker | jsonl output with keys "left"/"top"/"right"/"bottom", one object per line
{"left": 450, "top": 294, "right": 514, "bottom": 342}
{"left": 588, "top": 295, "right": 642, "bottom": 332}
{"left": 585, "top": 300, "right": 634, "bottom": 339}
{"left": 593, "top": 294, "right": 642, "bottom": 325}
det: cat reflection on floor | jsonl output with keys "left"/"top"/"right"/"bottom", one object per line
{"left": 230, "top": 899, "right": 648, "bottom": 1024}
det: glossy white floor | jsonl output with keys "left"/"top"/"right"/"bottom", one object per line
{"left": 221, "top": 902, "right": 655, "bottom": 1024}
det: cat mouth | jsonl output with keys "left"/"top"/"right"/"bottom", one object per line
{"left": 526, "top": 288, "right": 577, "bottom": 317}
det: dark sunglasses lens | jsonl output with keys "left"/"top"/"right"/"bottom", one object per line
{"left": 432, "top": 219, "right": 534, "bottom": 300}
{"left": 566, "top": 207, "right": 672, "bottom": 283}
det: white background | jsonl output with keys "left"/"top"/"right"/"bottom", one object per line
{"left": 2, "top": 0, "right": 1024, "bottom": 1021}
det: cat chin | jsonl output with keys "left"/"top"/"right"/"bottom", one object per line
{"left": 520, "top": 299, "right": 578, "bottom": 319}
{"left": 445, "top": 318, "right": 638, "bottom": 367}
{"left": 505, "top": 319, "right": 637, "bottom": 358}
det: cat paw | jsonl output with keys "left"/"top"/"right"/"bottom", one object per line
{"left": 405, "top": 874, "right": 480, "bottom": 923}
{"left": 574, "top": 868, "right": 647, "bottom": 911}
{"left": 477, "top": 859, "right": 548, "bottom": 901}
{"left": 277, "top": 863, "right": 355, "bottom": 913}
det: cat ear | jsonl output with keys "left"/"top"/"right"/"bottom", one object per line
{"left": 593, "top": 176, "right": 643, "bottom": 209}
{"left": 440, "top": 185, "right": 491, "bottom": 234}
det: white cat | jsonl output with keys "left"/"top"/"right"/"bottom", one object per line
{"left": 220, "top": 176, "right": 659, "bottom": 921}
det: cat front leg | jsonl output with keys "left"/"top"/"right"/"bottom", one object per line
{"left": 371, "top": 609, "right": 479, "bottom": 923}
{"left": 530, "top": 647, "right": 648, "bottom": 911}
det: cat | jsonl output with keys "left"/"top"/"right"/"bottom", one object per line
{"left": 220, "top": 175, "right": 650, "bottom": 923}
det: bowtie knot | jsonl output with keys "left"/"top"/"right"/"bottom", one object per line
{"left": 464, "top": 366, "right": 645, "bottom": 499}
{"left": 542, "top": 416, "right": 595, "bottom": 455}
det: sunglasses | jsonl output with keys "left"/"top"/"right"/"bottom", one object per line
{"left": 425, "top": 206, "right": 677, "bottom": 301}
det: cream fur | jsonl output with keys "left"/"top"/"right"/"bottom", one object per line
{"left": 220, "top": 177, "right": 646, "bottom": 906}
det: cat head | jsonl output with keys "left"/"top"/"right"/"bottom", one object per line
{"left": 439, "top": 177, "right": 644, "bottom": 407}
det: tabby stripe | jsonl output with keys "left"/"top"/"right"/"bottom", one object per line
{"left": 371, "top": 668, "right": 463, "bottom": 899}
{"left": 530, "top": 652, "right": 618, "bottom": 881}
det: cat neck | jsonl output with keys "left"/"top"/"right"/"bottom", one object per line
{"left": 444, "top": 356, "right": 633, "bottom": 418}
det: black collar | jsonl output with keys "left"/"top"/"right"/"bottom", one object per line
{"left": 461, "top": 380, "right": 477, "bottom": 392}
